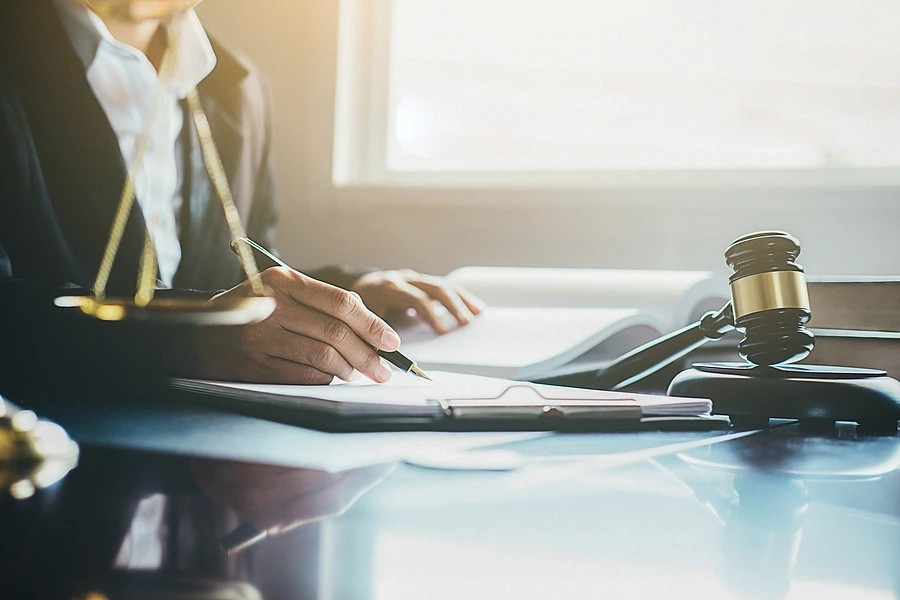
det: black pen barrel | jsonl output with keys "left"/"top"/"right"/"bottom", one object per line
{"left": 377, "top": 349, "right": 414, "bottom": 372}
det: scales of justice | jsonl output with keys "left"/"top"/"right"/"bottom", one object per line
{"left": 54, "top": 12, "right": 275, "bottom": 327}
{"left": 2, "top": 12, "right": 277, "bottom": 499}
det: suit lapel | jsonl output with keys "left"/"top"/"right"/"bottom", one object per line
{"left": 14, "top": 0, "right": 148, "bottom": 294}
{"left": 11, "top": 1, "right": 253, "bottom": 293}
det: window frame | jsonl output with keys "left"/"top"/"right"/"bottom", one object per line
{"left": 332, "top": 0, "right": 900, "bottom": 197}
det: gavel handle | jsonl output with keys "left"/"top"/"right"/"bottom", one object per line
{"left": 535, "top": 303, "right": 735, "bottom": 391}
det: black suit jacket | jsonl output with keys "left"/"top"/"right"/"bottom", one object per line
{"left": 0, "top": 0, "right": 365, "bottom": 387}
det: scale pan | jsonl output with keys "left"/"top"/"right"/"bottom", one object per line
{"left": 54, "top": 295, "right": 276, "bottom": 326}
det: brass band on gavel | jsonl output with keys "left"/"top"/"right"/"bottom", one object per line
{"left": 730, "top": 271, "right": 811, "bottom": 320}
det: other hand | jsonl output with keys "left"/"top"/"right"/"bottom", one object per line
{"left": 191, "top": 267, "right": 402, "bottom": 385}
{"left": 351, "top": 269, "right": 484, "bottom": 334}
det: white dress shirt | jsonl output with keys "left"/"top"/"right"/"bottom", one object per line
{"left": 54, "top": 0, "right": 217, "bottom": 287}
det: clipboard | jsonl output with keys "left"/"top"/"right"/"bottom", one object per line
{"left": 170, "top": 374, "right": 731, "bottom": 433}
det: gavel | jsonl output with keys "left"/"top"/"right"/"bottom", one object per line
{"left": 539, "top": 230, "right": 900, "bottom": 431}
{"left": 549, "top": 230, "right": 816, "bottom": 391}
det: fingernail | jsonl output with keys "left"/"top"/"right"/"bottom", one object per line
{"left": 376, "top": 360, "right": 393, "bottom": 383}
{"left": 381, "top": 329, "right": 401, "bottom": 351}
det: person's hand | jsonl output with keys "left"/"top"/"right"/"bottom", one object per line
{"left": 190, "top": 267, "right": 402, "bottom": 384}
{"left": 351, "top": 269, "right": 484, "bottom": 334}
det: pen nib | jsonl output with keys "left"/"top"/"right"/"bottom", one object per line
{"left": 409, "top": 364, "right": 433, "bottom": 381}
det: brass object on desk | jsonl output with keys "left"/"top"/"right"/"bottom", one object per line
{"left": 54, "top": 294, "right": 275, "bottom": 326}
{"left": 568, "top": 231, "right": 818, "bottom": 392}
{"left": 0, "top": 395, "right": 80, "bottom": 500}
{"left": 55, "top": 17, "right": 273, "bottom": 327}
{"left": 730, "top": 270, "right": 811, "bottom": 321}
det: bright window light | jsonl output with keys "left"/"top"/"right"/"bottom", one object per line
{"left": 384, "top": 0, "right": 900, "bottom": 173}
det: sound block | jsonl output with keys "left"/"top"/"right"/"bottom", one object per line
{"left": 668, "top": 363, "right": 900, "bottom": 434}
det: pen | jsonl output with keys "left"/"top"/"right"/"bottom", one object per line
{"left": 230, "top": 237, "right": 432, "bottom": 381}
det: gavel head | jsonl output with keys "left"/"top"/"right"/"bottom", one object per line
{"left": 725, "top": 231, "right": 815, "bottom": 366}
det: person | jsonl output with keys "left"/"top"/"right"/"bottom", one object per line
{"left": 0, "top": 0, "right": 482, "bottom": 387}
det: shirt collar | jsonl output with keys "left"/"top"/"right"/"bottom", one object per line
{"left": 53, "top": 0, "right": 217, "bottom": 99}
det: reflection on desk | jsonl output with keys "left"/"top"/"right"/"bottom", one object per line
{"left": 0, "top": 449, "right": 392, "bottom": 600}
{"left": 2, "top": 423, "right": 899, "bottom": 600}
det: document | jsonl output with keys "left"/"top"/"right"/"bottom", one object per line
{"left": 171, "top": 371, "right": 713, "bottom": 423}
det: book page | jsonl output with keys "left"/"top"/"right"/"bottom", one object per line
{"left": 448, "top": 267, "right": 728, "bottom": 331}
{"left": 397, "top": 307, "right": 654, "bottom": 380}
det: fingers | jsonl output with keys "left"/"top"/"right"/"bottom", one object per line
{"left": 350, "top": 269, "right": 486, "bottom": 334}
{"left": 409, "top": 278, "right": 473, "bottom": 328}
{"left": 205, "top": 268, "right": 399, "bottom": 384}
{"left": 455, "top": 286, "right": 485, "bottom": 315}
{"left": 266, "top": 327, "right": 356, "bottom": 382}
{"left": 273, "top": 302, "right": 393, "bottom": 383}
{"left": 271, "top": 268, "right": 401, "bottom": 352}
{"left": 195, "top": 326, "right": 338, "bottom": 384}
{"left": 399, "top": 284, "right": 452, "bottom": 334}
{"left": 243, "top": 323, "right": 392, "bottom": 384}
{"left": 407, "top": 275, "right": 486, "bottom": 329}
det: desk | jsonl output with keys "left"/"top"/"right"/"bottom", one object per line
{"left": 2, "top": 387, "right": 900, "bottom": 600}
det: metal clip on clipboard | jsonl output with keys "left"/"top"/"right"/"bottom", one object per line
{"left": 438, "top": 385, "right": 643, "bottom": 421}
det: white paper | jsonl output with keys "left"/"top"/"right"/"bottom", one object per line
{"left": 447, "top": 266, "right": 728, "bottom": 330}
{"left": 172, "top": 370, "right": 711, "bottom": 418}
{"left": 398, "top": 307, "right": 650, "bottom": 380}
{"left": 391, "top": 267, "right": 729, "bottom": 380}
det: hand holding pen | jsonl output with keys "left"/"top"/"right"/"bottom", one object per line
{"left": 200, "top": 238, "right": 431, "bottom": 382}
{"left": 181, "top": 238, "right": 422, "bottom": 385}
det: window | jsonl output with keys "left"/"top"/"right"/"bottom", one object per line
{"left": 335, "top": 0, "right": 900, "bottom": 185}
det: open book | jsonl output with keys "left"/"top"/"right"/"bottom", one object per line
{"left": 396, "top": 267, "right": 729, "bottom": 380}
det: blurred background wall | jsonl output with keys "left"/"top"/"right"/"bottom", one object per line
{"left": 198, "top": 0, "right": 900, "bottom": 279}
